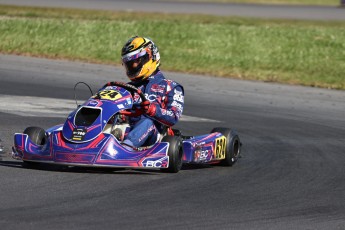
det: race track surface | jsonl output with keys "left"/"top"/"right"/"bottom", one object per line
{"left": 0, "top": 0, "right": 345, "bottom": 20}
{"left": 0, "top": 54, "right": 345, "bottom": 230}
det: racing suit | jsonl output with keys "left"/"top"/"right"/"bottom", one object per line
{"left": 123, "top": 70, "right": 184, "bottom": 148}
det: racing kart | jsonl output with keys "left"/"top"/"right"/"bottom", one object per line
{"left": 12, "top": 82, "right": 241, "bottom": 173}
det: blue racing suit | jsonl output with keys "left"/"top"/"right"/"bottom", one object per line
{"left": 123, "top": 70, "right": 184, "bottom": 148}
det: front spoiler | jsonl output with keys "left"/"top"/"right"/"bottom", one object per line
{"left": 16, "top": 159, "right": 169, "bottom": 170}
{"left": 13, "top": 132, "right": 170, "bottom": 169}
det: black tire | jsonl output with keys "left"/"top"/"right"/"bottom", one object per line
{"left": 23, "top": 126, "right": 46, "bottom": 146}
{"left": 211, "top": 127, "right": 241, "bottom": 166}
{"left": 160, "top": 136, "right": 183, "bottom": 173}
{"left": 22, "top": 127, "right": 47, "bottom": 168}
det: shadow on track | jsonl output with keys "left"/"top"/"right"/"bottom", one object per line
{"left": 0, "top": 160, "right": 157, "bottom": 175}
{"left": 0, "top": 159, "right": 217, "bottom": 174}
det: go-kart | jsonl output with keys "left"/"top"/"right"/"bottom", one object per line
{"left": 12, "top": 82, "right": 241, "bottom": 173}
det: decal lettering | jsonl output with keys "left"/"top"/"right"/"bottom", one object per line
{"left": 171, "top": 101, "right": 183, "bottom": 112}
{"left": 71, "top": 128, "right": 87, "bottom": 141}
{"left": 94, "top": 89, "right": 122, "bottom": 101}
{"left": 214, "top": 136, "right": 226, "bottom": 159}
{"left": 138, "top": 125, "right": 155, "bottom": 142}
{"left": 144, "top": 156, "right": 168, "bottom": 168}
{"left": 200, "top": 150, "right": 209, "bottom": 159}
{"left": 195, "top": 148, "right": 209, "bottom": 162}
{"left": 161, "top": 110, "right": 174, "bottom": 117}
{"left": 88, "top": 100, "right": 99, "bottom": 106}
{"left": 145, "top": 93, "right": 157, "bottom": 102}
{"left": 173, "top": 89, "right": 184, "bottom": 103}
{"left": 151, "top": 84, "right": 165, "bottom": 93}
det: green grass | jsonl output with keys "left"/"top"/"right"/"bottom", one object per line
{"left": 161, "top": 0, "right": 340, "bottom": 6}
{"left": 0, "top": 5, "right": 345, "bottom": 89}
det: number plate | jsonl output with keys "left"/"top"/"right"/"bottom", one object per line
{"left": 94, "top": 89, "right": 122, "bottom": 101}
{"left": 214, "top": 136, "right": 227, "bottom": 160}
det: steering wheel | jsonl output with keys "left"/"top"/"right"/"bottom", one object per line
{"left": 102, "top": 81, "right": 148, "bottom": 116}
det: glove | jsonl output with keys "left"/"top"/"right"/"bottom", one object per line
{"left": 140, "top": 101, "right": 156, "bottom": 117}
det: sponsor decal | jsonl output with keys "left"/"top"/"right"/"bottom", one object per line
{"left": 151, "top": 84, "right": 165, "bottom": 93}
{"left": 88, "top": 100, "right": 99, "bottom": 106}
{"left": 138, "top": 124, "right": 155, "bottom": 142}
{"left": 173, "top": 89, "right": 184, "bottom": 102}
{"left": 144, "top": 156, "right": 168, "bottom": 168}
{"left": 201, "top": 150, "right": 210, "bottom": 159}
{"left": 167, "top": 111, "right": 174, "bottom": 116}
{"left": 161, "top": 109, "right": 174, "bottom": 117}
{"left": 192, "top": 142, "right": 205, "bottom": 148}
{"left": 71, "top": 127, "right": 87, "bottom": 141}
{"left": 117, "top": 104, "right": 125, "bottom": 109}
{"left": 194, "top": 146, "right": 211, "bottom": 162}
{"left": 145, "top": 93, "right": 157, "bottom": 102}
{"left": 171, "top": 101, "right": 183, "bottom": 112}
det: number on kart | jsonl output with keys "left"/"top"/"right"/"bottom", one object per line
{"left": 214, "top": 136, "right": 226, "bottom": 160}
{"left": 97, "top": 90, "right": 122, "bottom": 101}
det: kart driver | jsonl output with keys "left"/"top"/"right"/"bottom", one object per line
{"left": 119, "top": 36, "right": 184, "bottom": 149}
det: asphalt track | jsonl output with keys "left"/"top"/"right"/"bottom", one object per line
{"left": 0, "top": 1, "right": 345, "bottom": 229}
{"left": 1, "top": 0, "right": 345, "bottom": 20}
{"left": 0, "top": 54, "right": 345, "bottom": 230}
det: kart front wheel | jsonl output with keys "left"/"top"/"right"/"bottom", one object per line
{"left": 211, "top": 127, "right": 241, "bottom": 166}
{"left": 161, "top": 136, "right": 183, "bottom": 173}
{"left": 23, "top": 126, "right": 46, "bottom": 146}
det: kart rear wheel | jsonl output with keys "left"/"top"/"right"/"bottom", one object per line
{"left": 23, "top": 126, "right": 46, "bottom": 146}
{"left": 211, "top": 127, "right": 241, "bottom": 166}
{"left": 160, "top": 136, "right": 183, "bottom": 173}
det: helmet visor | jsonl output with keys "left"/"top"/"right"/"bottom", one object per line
{"left": 122, "top": 50, "right": 150, "bottom": 80}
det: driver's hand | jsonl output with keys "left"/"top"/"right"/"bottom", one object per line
{"left": 141, "top": 101, "right": 156, "bottom": 117}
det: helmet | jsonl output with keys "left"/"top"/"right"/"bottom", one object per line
{"left": 121, "top": 36, "right": 161, "bottom": 82}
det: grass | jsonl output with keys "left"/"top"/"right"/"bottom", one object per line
{"left": 160, "top": 0, "right": 340, "bottom": 6}
{"left": 0, "top": 5, "right": 345, "bottom": 89}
